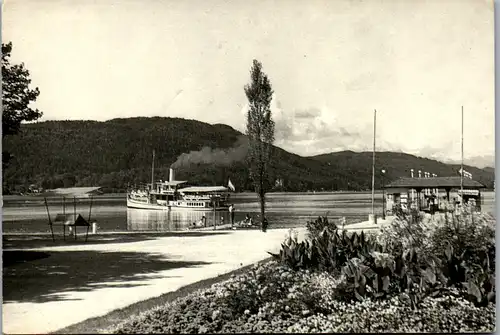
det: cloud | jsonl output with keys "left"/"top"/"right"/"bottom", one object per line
{"left": 274, "top": 106, "right": 377, "bottom": 155}
{"left": 443, "top": 155, "right": 495, "bottom": 169}
{"left": 240, "top": 100, "right": 490, "bottom": 166}
{"left": 294, "top": 109, "right": 322, "bottom": 119}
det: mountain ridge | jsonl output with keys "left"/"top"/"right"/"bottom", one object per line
{"left": 2, "top": 117, "right": 494, "bottom": 193}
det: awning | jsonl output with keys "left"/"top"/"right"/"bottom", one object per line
{"left": 457, "top": 189, "right": 480, "bottom": 196}
{"left": 178, "top": 186, "right": 228, "bottom": 193}
{"left": 385, "top": 176, "right": 485, "bottom": 189}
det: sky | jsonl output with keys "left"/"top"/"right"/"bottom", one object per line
{"left": 2, "top": 0, "right": 495, "bottom": 167}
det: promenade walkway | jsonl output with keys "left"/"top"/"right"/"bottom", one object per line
{"left": 3, "top": 217, "right": 392, "bottom": 334}
{"left": 3, "top": 228, "right": 306, "bottom": 334}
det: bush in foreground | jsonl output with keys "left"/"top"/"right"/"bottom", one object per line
{"left": 109, "top": 261, "right": 495, "bottom": 334}
{"left": 275, "top": 213, "right": 495, "bottom": 307}
{"left": 108, "top": 213, "right": 496, "bottom": 334}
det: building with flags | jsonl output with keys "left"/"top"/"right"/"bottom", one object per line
{"left": 228, "top": 178, "right": 236, "bottom": 192}
{"left": 384, "top": 173, "right": 485, "bottom": 214}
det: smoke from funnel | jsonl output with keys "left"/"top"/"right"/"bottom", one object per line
{"left": 171, "top": 136, "right": 248, "bottom": 169}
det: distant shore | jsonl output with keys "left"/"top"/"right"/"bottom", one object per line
{"left": 2, "top": 190, "right": 403, "bottom": 201}
{"left": 3, "top": 188, "right": 495, "bottom": 204}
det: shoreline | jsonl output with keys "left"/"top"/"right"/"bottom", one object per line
{"left": 1, "top": 190, "right": 392, "bottom": 203}
{"left": 1, "top": 218, "right": 366, "bottom": 241}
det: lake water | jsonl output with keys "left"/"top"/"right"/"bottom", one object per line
{"left": 2, "top": 191, "right": 496, "bottom": 233}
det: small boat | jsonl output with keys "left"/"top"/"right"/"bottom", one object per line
{"left": 127, "top": 167, "right": 230, "bottom": 211}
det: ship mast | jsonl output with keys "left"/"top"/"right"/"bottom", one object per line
{"left": 151, "top": 150, "right": 155, "bottom": 187}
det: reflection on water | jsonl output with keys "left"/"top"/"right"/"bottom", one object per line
{"left": 127, "top": 209, "right": 232, "bottom": 231}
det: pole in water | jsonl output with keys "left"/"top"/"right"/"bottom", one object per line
{"left": 45, "top": 197, "right": 55, "bottom": 242}
{"left": 88, "top": 195, "right": 93, "bottom": 222}
{"left": 74, "top": 196, "right": 77, "bottom": 240}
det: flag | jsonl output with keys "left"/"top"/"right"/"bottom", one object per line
{"left": 228, "top": 178, "right": 236, "bottom": 192}
{"left": 458, "top": 168, "right": 472, "bottom": 179}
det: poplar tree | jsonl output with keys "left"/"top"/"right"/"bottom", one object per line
{"left": 244, "top": 60, "right": 275, "bottom": 229}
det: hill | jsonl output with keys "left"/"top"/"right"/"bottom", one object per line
{"left": 311, "top": 151, "right": 495, "bottom": 190}
{"left": 2, "top": 117, "right": 495, "bottom": 193}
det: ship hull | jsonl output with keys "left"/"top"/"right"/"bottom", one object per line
{"left": 127, "top": 198, "right": 229, "bottom": 211}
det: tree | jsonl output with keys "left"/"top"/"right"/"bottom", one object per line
{"left": 2, "top": 42, "right": 42, "bottom": 170}
{"left": 244, "top": 60, "right": 275, "bottom": 229}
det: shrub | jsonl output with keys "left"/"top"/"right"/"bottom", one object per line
{"left": 306, "top": 216, "right": 337, "bottom": 240}
{"left": 429, "top": 210, "right": 495, "bottom": 273}
{"left": 376, "top": 208, "right": 496, "bottom": 306}
{"left": 271, "top": 227, "right": 381, "bottom": 273}
{"left": 377, "top": 208, "right": 431, "bottom": 257}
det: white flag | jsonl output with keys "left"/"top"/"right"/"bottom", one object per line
{"left": 228, "top": 178, "right": 236, "bottom": 192}
{"left": 458, "top": 168, "right": 472, "bottom": 179}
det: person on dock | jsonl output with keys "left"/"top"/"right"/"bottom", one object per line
{"left": 262, "top": 217, "right": 269, "bottom": 232}
{"left": 243, "top": 214, "right": 253, "bottom": 227}
{"left": 229, "top": 204, "right": 235, "bottom": 227}
{"left": 194, "top": 216, "right": 206, "bottom": 228}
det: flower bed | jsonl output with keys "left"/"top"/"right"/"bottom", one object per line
{"left": 110, "top": 261, "right": 494, "bottom": 334}
{"left": 109, "top": 213, "right": 496, "bottom": 334}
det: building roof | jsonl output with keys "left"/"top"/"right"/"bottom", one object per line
{"left": 178, "top": 186, "right": 228, "bottom": 193}
{"left": 53, "top": 214, "right": 90, "bottom": 226}
{"left": 385, "top": 176, "right": 485, "bottom": 189}
{"left": 156, "top": 181, "right": 187, "bottom": 186}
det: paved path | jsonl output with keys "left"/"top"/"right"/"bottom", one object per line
{"left": 3, "top": 228, "right": 306, "bottom": 334}
{"left": 343, "top": 216, "right": 394, "bottom": 231}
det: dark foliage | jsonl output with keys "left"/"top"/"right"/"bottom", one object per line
{"left": 273, "top": 213, "right": 495, "bottom": 308}
{"left": 305, "top": 216, "right": 338, "bottom": 239}
{"left": 269, "top": 227, "right": 380, "bottom": 273}
{"left": 2, "top": 42, "right": 43, "bottom": 171}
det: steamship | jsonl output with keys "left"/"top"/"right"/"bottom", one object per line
{"left": 127, "top": 168, "right": 230, "bottom": 211}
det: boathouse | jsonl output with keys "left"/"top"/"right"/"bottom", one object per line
{"left": 384, "top": 176, "right": 485, "bottom": 214}
{"left": 50, "top": 186, "right": 103, "bottom": 198}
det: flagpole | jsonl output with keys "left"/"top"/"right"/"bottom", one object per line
{"left": 460, "top": 106, "right": 464, "bottom": 206}
{"left": 371, "top": 109, "right": 376, "bottom": 218}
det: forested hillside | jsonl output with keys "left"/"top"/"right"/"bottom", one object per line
{"left": 2, "top": 117, "right": 494, "bottom": 193}
{"left": 312, "top": 151, "right": 495, "bottom": 191}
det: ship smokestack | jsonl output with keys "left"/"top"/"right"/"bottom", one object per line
{"left": 169, "top": 168, "right": 175, "bottom": 182}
